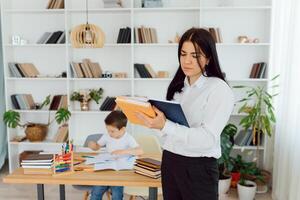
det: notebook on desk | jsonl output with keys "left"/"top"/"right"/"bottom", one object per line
{"left": 115, "top": 96, "right": 189, "bottom": 127}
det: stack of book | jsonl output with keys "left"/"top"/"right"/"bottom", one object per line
{"left": 134, "top": 158, "right": 161, "bottom": 179}
{"left": 46, "top": 0, "right": 64, "bottom": 9}
{"left": 249, "top": 62, "right": 267, "bottom": 78}
{"left": 11, "top": 94, "right": 35, "bottom": 110}
{"left": 37, "top": 31, "right": 65, "bottom": 44}
{"left": 134, "top": 26, "right": 158, "bottom": 43}
{"left": 8, "top": 62, "right": 40, "bottom": 78}
{"left": 100, "top": 96, "right": 117, "bottom": 111}
{"left": 117, "top": 27, "right": 131, "bottom": 43}
{"left": 21, "top": 153, "right": 53, "bottom": 175}
{"left": 70, "top": 59, "right": 103, "bottom": 78}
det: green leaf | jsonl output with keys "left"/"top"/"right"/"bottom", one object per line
{"left": 40, "top": 95, "right": 51, "bottom": 109}
{"left": 55, "top": 108, "right": 71, "bottom": 124}
{"left": 3, "top": 110, "right": 20, "bottom": 128}
{"left": 271, "top": 74, "right": 280, "bottom": 81}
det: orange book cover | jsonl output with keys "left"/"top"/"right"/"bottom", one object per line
{"left": 115, "top": 96, "right": 156, "bottom": 126}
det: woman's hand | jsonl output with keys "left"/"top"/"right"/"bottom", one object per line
{"left": 135, "top": 106, "right": 166, "bottom": 130}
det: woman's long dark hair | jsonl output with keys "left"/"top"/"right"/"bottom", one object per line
{"left": 166, "top": 28, "right": 225, "bottom": 100}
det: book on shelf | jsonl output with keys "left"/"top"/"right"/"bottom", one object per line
{"left": 202, "top": 27, "right": 222, "bottom": 43}
{"left": 46, "top": 0, "right": 64, "bottom": 9}
{"left": 115, "top": 96, "right": 189, "bottom": 127}
{"left": 117, "top": 27, "right": 131, "bottom": 43}
{"left": 8, "top": 62, "right": 40, "bottom": 78}
{"left": 100, "top": 96, "right": 117, "bottom": 111}
{"left": 37, "top": 31, "right": 65, "bottom": 44}
{"left": 234, "top": 129, "right": 264, "bottom": 146}
{"left": 70, "top": 59, "right": 103, "bottom": 78}
{"left": 11, "top": 94, "right": 35, "bottom": 110}
{"left": 134, "top": 63, "right": 159, "bottom": 78}
{"left": 53, "top": 124, "right": 68, "bottom": 143}
{"left": 143, "top": 0, "right": 163, "bottom": 8}
{"left": 103, "top": 0, "right": 123, "bottom": 8}
{"left": 249, "top": 62, "right": 267, "bottom": 78}
{"left": 49, "top": 94, "right": 67, "bottom": 110}
{"left": 134, "top": 26, "right": 158, "bottom": 43}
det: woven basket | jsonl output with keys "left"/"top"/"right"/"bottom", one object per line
{"left": 25, "top": 124, "right": 48, "bottom": 142}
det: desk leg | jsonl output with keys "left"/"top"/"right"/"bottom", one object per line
{"left": 37, "top": 184, "right": 44, "bottom": 200}
{"left": 59, "top": 184, "right": 66, "bottom": 200}
{"left": 149, "top": 187, "right": 158, "bottom": 200}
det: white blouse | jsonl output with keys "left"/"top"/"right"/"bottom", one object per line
{"left": 161, "top": 75, "right": 234, "bottom": 158}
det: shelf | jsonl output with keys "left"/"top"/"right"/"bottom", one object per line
{"left": 5, "top": 44, "right": 66, "bottom": 48}
{"left": 10, "top": 140, "right": 63, "bottom": 145}
{"left": 68, "top": 8, "right": 131, "bottom": 13}
{"left": 6, "top": 77, "right": 67, "bottom": 81}
{"left": 69, "top": 78, "right": 131, "bottom": 81}
{"left": 4, "top": 9, "right": 65, "bottom": 14}
{"left": 200, "top": 6, "right": 272, "bottom": 11}
{"left": 233, "top": 145, "right": 265, "bottom": 150}
{"left": 133, "top": 7, "right": 199, "bottom": 12}
{"left": 71, "top": 110, "right": 110, "bottom": 114}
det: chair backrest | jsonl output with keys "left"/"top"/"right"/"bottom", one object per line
{"left": 134, "top": 134, "right": 162, "bottom": 155}
{"left": 83, "top": 134, "right": 103, "bottom": 147}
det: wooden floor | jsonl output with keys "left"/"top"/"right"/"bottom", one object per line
{"left": 0, "top": 160, "right": 272, "bottom": 200}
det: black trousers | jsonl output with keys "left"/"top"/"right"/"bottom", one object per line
{"left": 161, "top": 150, "right": 219, "bottom": 200}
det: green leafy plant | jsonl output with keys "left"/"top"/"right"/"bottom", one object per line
{"left": 218, "top": 123, "right": 238, "bottom": 179}
{"left": 233, "top": 75, "right": 279, "bottom": 146}
{"left": 70, "top": 88, "right": 103, "bottom": 104}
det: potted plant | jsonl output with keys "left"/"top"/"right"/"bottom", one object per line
{"left": 233, "top": 75, "right": 278, "bottom": 192}
{"left": 218, "top": 123, "right": 237, "bottom": 196}
{"left": 237, "top": 158, "right": 263, "bottom": 200}
{"left": 70, "top": 88, "right": 103, "bottom": 111}
{"left": 3, "top": 108, "right": 71, "bottom": 142}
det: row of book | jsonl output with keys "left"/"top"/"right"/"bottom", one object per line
{"left": 134, "top": 158, "right": 161, "bottom": 179}
{"left": 49, "top": 95, "right": 68, "bottom": 110}
{"left": 70, "top": 59, "right": 103, "bottom": 78}
{"left": 9, "top": 62, "right": 40, "bottom": 78}
{"left": 249, "top": 62, "right": 267, "bottom": 78}
{"left": 99, "top": 96, "right": 117, "bottom": 111}
{"left": 134, "top": 26, "right": 158, "bottom": 43}
{"left": 37, "top": 31, "right": 65, "bottom": 44}
{"left": 117, "top": 27, "right": 131, "bottom": 43}
{"left": 234, "top": 129, "right": 264, "bottom": 146}
{"left": 20, "top": 152, "right": 53, "bottom": 175}
{"left": 46, "top": 0, "right": 64, "bottom": 9}
{"left": 134, "top": 63, "right": 157, "bottom": 78}
{"left": 11, "top": 94, "right": 36, "bottom": 110}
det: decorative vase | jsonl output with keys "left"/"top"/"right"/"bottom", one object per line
{"left": 25, "top": 123, "right": 48, "bottom": 142}
{"left": 80, "top": 100, "right": 90, "bottom": 111}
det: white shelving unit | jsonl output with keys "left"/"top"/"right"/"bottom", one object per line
{"left": 1, "top": 0, "right": 272, "bottom": 172}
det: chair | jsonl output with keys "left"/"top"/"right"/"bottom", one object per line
{"left": 124, "top": 134, "right": 163, "bottom": 200}
{"left": 72, "top": 133, "right": 111, "bottom": 200}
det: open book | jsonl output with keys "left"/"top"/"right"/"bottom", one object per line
{"left": 115, "top": 96, "right": 189, "bottom": 127}
{"left": 94, "top": 156, "right": 136, "bottom": 171}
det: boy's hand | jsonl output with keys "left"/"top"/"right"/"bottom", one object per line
{"left": 111, "top": 149, "right": 128, "bottom": 155}
{"left": 88, "top": 141, "right": 98, "bottom": 151}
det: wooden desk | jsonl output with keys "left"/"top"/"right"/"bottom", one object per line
{"left": 3, "top": 168, "right": 161, "bottom": 200}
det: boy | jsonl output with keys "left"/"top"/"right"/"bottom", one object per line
{"left": 88, "top": 110, "right": 143, "bottom": 200}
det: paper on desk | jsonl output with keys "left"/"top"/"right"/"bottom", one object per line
{"left": 74, "top": 145, "right": 107, "bottom": 153}
{"left": 94, "top": 156, "right": 136, "bottom": 171}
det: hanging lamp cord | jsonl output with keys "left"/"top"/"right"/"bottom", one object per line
{"left": 86, "top": 0, "right": 89, "bottom": 24}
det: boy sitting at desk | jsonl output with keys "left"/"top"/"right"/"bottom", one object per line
{"left": 88, "top": 110, "right": 143, "bottom": 200}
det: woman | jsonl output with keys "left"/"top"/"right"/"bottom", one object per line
{"left": 135, "top": 28, "right": 234, "bottom": 200}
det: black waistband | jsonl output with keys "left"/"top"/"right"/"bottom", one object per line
{"left": 163, "top": 150, "right": 216, "bottom": 165}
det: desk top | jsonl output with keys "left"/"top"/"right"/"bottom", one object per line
{"left": 3, "top": 153, "right": 162, "bottom": 187}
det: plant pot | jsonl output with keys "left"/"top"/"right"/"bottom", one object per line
{"left": 80, "top": 100, "right": 90, "bottom": 111}
{"left": 243, "top": 169, "right": 271, "bottom": 193}
{"left": 219, "top": 176, "right": 231, "bottom": 196}
{"left": 231, "top": 172, "right": 241, "bottom": 188}
{"left": 238, "top": 180, "right": 257, "bottom": 200}
{"left": 25, "top": 123, "right": 48, "bottom": 142}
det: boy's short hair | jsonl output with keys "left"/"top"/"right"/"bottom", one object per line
{"left": 104, "top": 110, "right": 127, "bottom": 129}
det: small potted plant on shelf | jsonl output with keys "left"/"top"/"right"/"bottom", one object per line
{"left": 3, "top": 108, "right": 71, "bottom": 142}
{"left": 218, "top": 123, "right": 237, "bottom": 196}
{"left": 70, "top": 88, "right": 103, "bottom": 111}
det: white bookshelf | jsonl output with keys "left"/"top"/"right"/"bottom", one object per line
{"left": 1, "top": 0, "right": 272, "bottom": 172}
